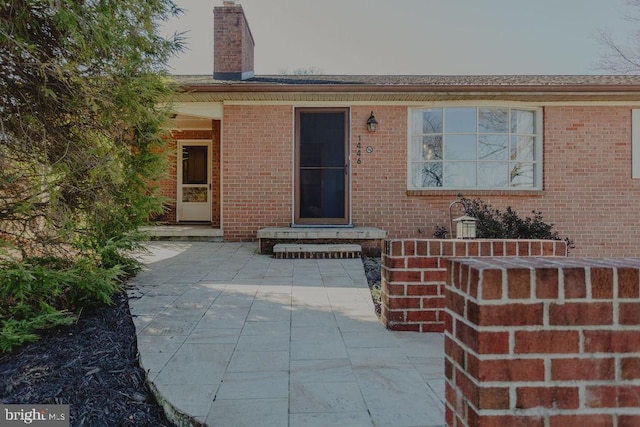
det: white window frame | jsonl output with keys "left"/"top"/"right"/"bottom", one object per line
{"left": 407, "top": 106, "right": 543, "bottom": 191}
{"left": 632, "top": 109, "right": 640, "bottom": 179}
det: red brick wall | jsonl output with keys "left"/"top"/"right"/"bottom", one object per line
{"left": 351, "top": 106, "right": 422, "bottom": 237}
{"left": 222, "top": 105, "right": 293, "bottom": 240}
{"left": 167, "top": 105, "right": 640, "bottom": 257}
{"left": 351, "top": 105, "right": 640, "bottom": 257}
{"left": 211, "top": 121, "right": 222, "bottom": 227}
{"left": 539, "top": 106, "right": 637, "bottom": 257}
{"left": 213, "top": 4, "right": 254, "bottom": 77}
{"left": 157, "top": 137, "right": 177, "bottom": 223}
{"left": 381, "top": 239, "right": 567, "bottom": 332}
{"left": 445, "top": 257, "right": 640, "bottom": 427}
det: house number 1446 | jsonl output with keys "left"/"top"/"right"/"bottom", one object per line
{"left": 356, "top": 137, "right": 374, "bottom": 164}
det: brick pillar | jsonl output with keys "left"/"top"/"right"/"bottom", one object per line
{"left": 381, "top": 239, "right": 566, "bottom": 332}
{"left": 444, "top": 257, "right": 640, "bottom": 427}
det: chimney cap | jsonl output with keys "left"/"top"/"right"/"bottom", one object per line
{"left": 223, "top": 0, "right": 238, "bottom": 5}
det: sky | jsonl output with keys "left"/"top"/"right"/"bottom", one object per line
{"left": 162, "top": 0, "right": 637, "bottom": 76}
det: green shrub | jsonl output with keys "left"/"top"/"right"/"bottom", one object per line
{"left": 433, "top": 225, "right": 449, "bottom": 239}
{"left": 0, "top": 0, "right": 177, "bottom": 352}
{"left": 64, "top": 259, "right": 125, "bottom": 309}
{"left": 0, "top": 256, "right": 126, "bottom": 352}
{"left": 97, "top": 235, "right": 143, "bottom": 274}
{"left": 437, "top": 196, "right": 574, "bottom": 250}
{"left": 0, "top": 307, "right": 75, "bottom": 352}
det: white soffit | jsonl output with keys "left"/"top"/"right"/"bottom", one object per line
{"left": 171, "top": 102, "right": 223, "bottom": 119}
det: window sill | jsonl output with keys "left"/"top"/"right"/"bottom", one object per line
{"left": 406, "top": 189, "right": 544, "bottom": 197}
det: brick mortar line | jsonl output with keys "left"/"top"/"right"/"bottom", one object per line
{"left": 476, "top": 408, "right": 639, "bottom": 416}
{"left": 466, "top": 380, "right": 640, "bottom": 387}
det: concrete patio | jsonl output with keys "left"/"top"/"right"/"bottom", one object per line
{"left": 127, "top": 242, "right": 445, "bottom": 427}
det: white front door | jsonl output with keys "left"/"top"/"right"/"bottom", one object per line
{"left": 178, "top": 141, "right": 211, "bottom": 222}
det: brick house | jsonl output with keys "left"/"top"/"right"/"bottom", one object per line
{"left": 160, "top": 1, "right": 640, "bottom": 257}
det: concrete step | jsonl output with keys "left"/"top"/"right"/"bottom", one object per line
{"left": 257, "top": 227, "right": 386, "bottom": 255}
{"left": 273, "top": 243, "right": 362, "bottom": 259}
{"left": 139, "top": 225, "right": 223, "bottom": 242}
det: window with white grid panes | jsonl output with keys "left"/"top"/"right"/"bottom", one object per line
{"left": 409, "top": 107, "right": 541, "bottom": 190}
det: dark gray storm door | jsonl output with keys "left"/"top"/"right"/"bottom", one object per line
{"left": 294, "top": 108, "right": 350, "bottom": 225}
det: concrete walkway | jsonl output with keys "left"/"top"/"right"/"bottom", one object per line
{"left": 127, "top": 242, "right": 445, "bottom": 427}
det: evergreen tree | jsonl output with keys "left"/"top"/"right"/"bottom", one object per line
{"left": 0, "top": 0, "right": 183, "bottom": 350}
{"left": 0, "top": 0, "right": 182, "bottom": 260}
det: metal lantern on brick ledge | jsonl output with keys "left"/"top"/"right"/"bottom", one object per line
{"left": 454, "top": 215, "right": 478, "bottom": 239}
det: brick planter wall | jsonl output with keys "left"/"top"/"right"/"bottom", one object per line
{"left": 381, "top": 239, "right": 567, "bottom": 332}
{"left": 445, "top": 257, "right": 640, "bottom": 427}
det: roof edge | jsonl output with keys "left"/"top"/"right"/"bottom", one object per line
{"left": 178, "top": 82, "right": 640, "bottom": 94}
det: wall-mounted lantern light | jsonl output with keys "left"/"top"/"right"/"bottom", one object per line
{"left": 366, "top": 111, "right": 378, "bottom": 132}
{"left": 454, "top": 215, "right": 478, "bottom": 239}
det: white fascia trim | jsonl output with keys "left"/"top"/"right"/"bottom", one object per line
{"left": 172, "top": 102, "right": 224, "bottom": 119}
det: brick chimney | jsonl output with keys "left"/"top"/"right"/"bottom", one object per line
{"left": 213, "top": 1, "right": 255, "bottom": 80}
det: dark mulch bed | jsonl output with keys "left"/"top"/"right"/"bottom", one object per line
{"left": 363, "top": 256, "right": 382, "bottom": 315}
{"left": 0, "top": 293, "right": 172, "bottom": 427}
{"left": 0, "top": 256, "right": 385, "bottom": 427}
